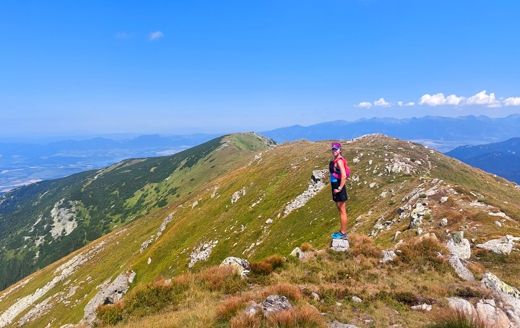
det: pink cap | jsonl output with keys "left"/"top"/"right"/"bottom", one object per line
{"left": 331, "top": 142, "right": 341, "bottom": 150}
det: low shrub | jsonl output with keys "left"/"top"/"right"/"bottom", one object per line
{"left": 216, "top": 295, "right": 251, "bottom": 321}
{"left": 263, "top": 283, "right": 302, "bottom": 302}
{"left": 349, "top": 233, "right": 382, "bottom": 258}
{"left": 250, "top": 255, "right": 284, "bottom": 275}
{"left": 397, "top": 236, "right": 449, "bottom": 272}
{"left": 97, "top": 302, "right": 124, "bottom": 325}
{"left": 230, "top": 312, "right": 262, "bottom": 328}
{"left": 197, "top": 266, "right": 245, "bottom": 293}
{"left": 265, "top": 305, "right": 326, "bottom": 328}
{"left": 300, "top": 243, "right": 313, "bottom": 252}
{"left": 426, "top": 309, "right": 485, "bottom": 328}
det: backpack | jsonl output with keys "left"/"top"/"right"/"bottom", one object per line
{"left": 333, "top": 157, "right": 351, "bottom": 179}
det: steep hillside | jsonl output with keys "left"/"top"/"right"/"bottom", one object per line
{"left": 0, "top": 133, "right": 274, "bottom": 290}
{"left": 447, "top": 137, "right": 520, "bottom": 183}
{"left": 1, "top": 134, "right": 520, "bottom": 328}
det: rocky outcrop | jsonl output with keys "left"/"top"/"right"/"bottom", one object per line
{"left": 328, "top": 321, "right": 360, "bottom": 328}
{"left": 481, "top": 272, "right": 520, "bottom": 326}
{"left": 0, "top": 241, "right": 106, "bottom": 328}
{"left": 447, "top": 231, "right": 471, "bottom": 260}
{"left": 283, "top": 170, "right": 327, "bottom": 217}
{"left": 476, "top": 235, "right": 520, "bottom": 255}
{"left": 220, "top": 257, "right": 250, "bottom": 277}
{"left": 50, "top": 199, "right": 79, "bottom": 239}
{"left": 448, "top": 256, "right": 475, "bottom": 281}
{"left": 409, "top": 202, "right": 430, "bottom": 229}
{"left": 447, "top": 297, "right": 513, "bottom": 328}
{"left": 380, "top": 250, "right": 397, "bottom": 264}
{"left": 231, "top": 188, "right": 246, "bottom": 204}
{"left": 189, "top": 240, "right": 218, "bottom": 268}
{"left": 261, "top": 295, "right": 292, "bottom": 315}
{"left": 140, "top": 213, "right": 174, "bottom": 253}
{"left": 83, "top": 271, "right": 136, "bottom": 324}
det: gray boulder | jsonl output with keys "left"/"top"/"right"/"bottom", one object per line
{"left": 380, "top": 250, "right": 397, "bottom": 264}
{"left": 261, "top": 295, "right": 292, "bottom": 315}
{"left": 446, "top": 231, "right": 471, "bottom": 260}
{"left": 448, "top": 255, "right": 475, "bottom": 281}
{"left": 331, "top": 239, "right": 349, "bottom": 252}
{"left": 476, "top": 235, "right": 519, "bottom": 255}
{"left": 328, "top": 321, "right": 359, "bottom": 328}
{"left": 220, "top": 257, "right": 250, "bottom": 277}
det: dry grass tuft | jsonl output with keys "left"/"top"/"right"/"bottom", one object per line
{"left": 97, "top": 301, "right": 124, "bottom": 325}
{"left": 263, "top": 283, "right": 302, "bottom": 302}
{"left": 300, "top": 243, "right": 313, "bottom": 252}
{"left": 397, "top": 235, "right": 449, "bottom": 272}
{"left": 230, "top": 312, "right": 262, "bottom": 328}
{"left": 196, "top": 265, "right": 245, "bottom": 293}
{"left": 250, "top": 255, "right": 284, "bottom": 275}
{"left": 265, "top": 305, "right": 326, "bottom": 328}
{"left": 427, "top": 309, "right": 486, "bottom": 328}
{"left": 216, "top": 295, "right": 252, "bottom": 321}
{"left": 349, "top": 233, "right": 382, "bottom": 258}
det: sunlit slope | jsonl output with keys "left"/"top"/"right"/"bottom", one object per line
{"left": 0, "top": 133, "right": 273, "bottom": 290}
{"left": 1, "top": 134, "right": 520, "bottom": 327}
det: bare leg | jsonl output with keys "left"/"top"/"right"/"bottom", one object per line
{"left": 336, "top": 201, "right": 347, "bottom": 234}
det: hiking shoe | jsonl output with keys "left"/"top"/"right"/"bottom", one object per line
{"left": 331, "top": 231, "right": 348, "bottom": 240}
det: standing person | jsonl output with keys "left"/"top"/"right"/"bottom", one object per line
{"left": 329, "top": 142, "right": 350, "bottom": 239}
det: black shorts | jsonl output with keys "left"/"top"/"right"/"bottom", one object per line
{"left": 331, "top": 182, "right": 348, "bottom": 202}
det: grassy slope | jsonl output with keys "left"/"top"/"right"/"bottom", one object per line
{"left": 1, "top": 134, "right": 520, "bottom": 327}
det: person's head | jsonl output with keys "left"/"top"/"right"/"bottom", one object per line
{"left": 331, "top": 142, "right": 341, "bottom": 157}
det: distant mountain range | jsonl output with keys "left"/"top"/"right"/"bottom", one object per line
{"left": 262, "top": 115, "right": 520, "bottom": 151}
{"left": 447, "top": 137, "right": 520, "bottom": 184}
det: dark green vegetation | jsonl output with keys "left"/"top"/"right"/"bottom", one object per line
{"left": 0, "top": 133, "right": 274, "bottom": 290}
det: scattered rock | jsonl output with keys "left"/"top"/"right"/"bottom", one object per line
{"left": 447, "top": 297, "right": 476, "bottom": 318}
{"left": 488, "top": 211, "right": 512, "bottom": 220}
{"left": 440, "top": 218, "right": 448, "bottom": 226}
{"left": 290, "top": 247, "right": 305, "bottom": 260}
{"left": 83, "top": 271, "right": 136, "bottom": 324}
{"left": 231, "top": 188, "right": 246, "bottom": 204}
{"left": 283, "top": 170, "right": 327, "bottom": 217}
{"left": 481, "top": 272, "right": 520, "bottom": 326}
{"left": 220, "top": 257, "right": 250, "bottom": 277}
{"left": 147, "top": 257, "right": 152, "bottom": 265}
{"left": 369, "top": 182, "right": 376, "bottom": 189}
{"left": 330, "top": 239, "right": 349, "bottom": 252}
{"left": 411, "top": 303, "right": 432, "bottom": 311}
{"left": 310, "top": 292, "right": 320, "bottom": 302}
{"left": 261, "top": 295, "right": 292, "bottom": 315}
{"left": 380, "top": 250, "right": 397, "bottom": 264}
{"left": 265, "top": 218, "right": 273, "bottom": 224}
{"left": 409, "top": 203, "right": 430, "bottom": 229}
{"left": 446, "top": 231, "right": 471, "bottom": 260}
{"left": 328, "top": 321, "right": 359, "bottom": 328}
{"left": 448, "top": 255, "right": 475, "bottom": 281}
{"left": 440, "top": 196, "right": 449, "bottom": 204}
{"left": 351, "top": 296, "right": 363, "bottom": 303}
{"left": 495, "top": 221, "right": 502, "bottom": 228}
{"left": 244, "top": 301, "right": 260, "bottom": 317}
{"left": 191, "top": 200, "right": 198, "bottom": 208}
{"left": 188, "top": 240, "right": 218, "bottom": 268}
{"left": 476, "top": 236, "right": 519, "bottom": 255}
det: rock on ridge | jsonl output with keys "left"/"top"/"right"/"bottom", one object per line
{"left": 189, "top": 240, "right": 218, "bottom": 268}
{"left": 283, "top": 170, "right": 327, "bottom": 217}
{"left": 220, "top": 257, "right": 250, "bottom": 277}
{"left": 83, "top": 271, "right": 136, "bottom": 324}
{"left": 476, "top": 235, "right": 520, "bottom": 255}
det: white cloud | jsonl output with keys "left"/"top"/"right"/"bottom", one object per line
{"left": 405, "top": 101, "right": 415, "bottom": 107}
{"left": 466, "top": 90, "right": 500, "bottom": 107}
{"left": 419, "top": 93, "right": 447, "bottom": 106}
{"left": 148, "top": 31, "right": 164, "bottom": 41}
{"left": 445, "top": 94, "right": 465, "bottom": 105}
{"left": 504, "top": 97, "right": 520, "bottom": 106}
{"left": 356, "top": 101, "right": 372, "bottom": 109}
{"left": 374, "top": 98, "right": 390, "bottom": 107}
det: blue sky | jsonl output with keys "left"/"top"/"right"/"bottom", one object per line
{"left": 1, "top": 0, "right": 520, "bottom": 137}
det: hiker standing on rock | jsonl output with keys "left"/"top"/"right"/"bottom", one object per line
{"left": 330, "top": 142, "right": 350, "bottom": 239}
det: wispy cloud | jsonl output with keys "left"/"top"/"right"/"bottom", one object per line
{"left": 148, "top": 31, "right": 164, "bottom": 41}
{"left": 356, "top": 90, "right": 520, "bottom": 109}
{"left": 114, "top": 32, "right": 130, "bottom": 40}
